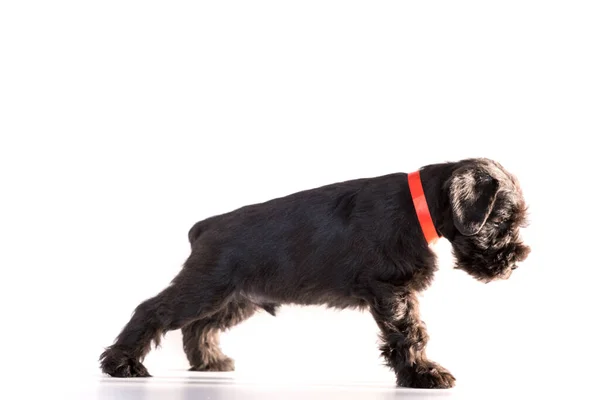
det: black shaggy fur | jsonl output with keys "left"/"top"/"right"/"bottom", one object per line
{"left": 99, "top": 158, "right": 530, "bottom": 388}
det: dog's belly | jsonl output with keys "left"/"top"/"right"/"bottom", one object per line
{"left": 239, "top": 289, "right": 368, "bottom": 312}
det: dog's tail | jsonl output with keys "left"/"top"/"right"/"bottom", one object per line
{"left": 187, "top": 221, "right": 206, "bottom": 245}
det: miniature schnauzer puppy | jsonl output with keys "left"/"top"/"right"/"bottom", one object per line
{"left": 99, "top": 157, "right": 530, "bottom": 388}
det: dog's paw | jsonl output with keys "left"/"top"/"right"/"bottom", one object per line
{"left": 99, "top": 347, "right": 151, "bottom": 378}
{"left": 397, "top": 361, "right": 456, "bottom": 389}
{"left": 189, "top": 356, "right": 235, "bottom": 372}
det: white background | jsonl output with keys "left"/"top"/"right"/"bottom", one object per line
{"left": 1, "top": 1, "right": 599, "bottom": 397}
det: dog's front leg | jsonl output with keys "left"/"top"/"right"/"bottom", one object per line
{"left": 370, "top": 291, "right": 455, "bottom": 389}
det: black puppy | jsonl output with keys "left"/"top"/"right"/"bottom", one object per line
{"left": 99, "top": 157, "right": 530, "bottom": 388}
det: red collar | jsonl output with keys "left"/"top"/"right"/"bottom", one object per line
{"left": 408, "top": 170, "right": 440, "bottom": 245}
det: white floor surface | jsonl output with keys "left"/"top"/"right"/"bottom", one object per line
{"left": 7, "top": 369, "right": 548, "bottom": 400}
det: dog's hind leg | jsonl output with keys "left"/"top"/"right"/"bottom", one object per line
{"left": 99, "top": 258, "right": 235, "bottom": 378}
{"left": 182, "top": 300, "right": 257, "bottom": 372}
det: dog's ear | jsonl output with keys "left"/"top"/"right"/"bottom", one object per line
{"left": 449, "top": 165, "right": 500, "bottom": 236}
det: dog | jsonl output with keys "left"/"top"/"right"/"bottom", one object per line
{"left": 99, "top": 157, "right": 530, "bottom": 388}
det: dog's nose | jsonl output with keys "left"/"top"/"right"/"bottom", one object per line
{"left": 516, "top": 245, "right": 531, "bottom": 262}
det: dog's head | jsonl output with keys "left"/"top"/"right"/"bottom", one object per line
{"left": 443, "top": 158, "right": 531, "bottom": 282}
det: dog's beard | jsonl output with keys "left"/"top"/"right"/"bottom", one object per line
{"left": 450, "top": 231, "right": 530, "bottom": 283}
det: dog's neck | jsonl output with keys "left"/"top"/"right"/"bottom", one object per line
{"left": 416, "top": 162, "right": 462, "bottom": 242}
{"left": 408, "top": 170, "right": 440, "bottom": 245}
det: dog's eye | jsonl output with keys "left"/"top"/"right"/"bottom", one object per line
{"left": 490, "top": 220, "right": 506, "bottom": 230}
